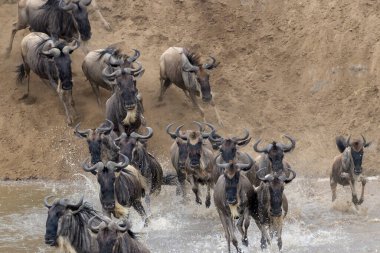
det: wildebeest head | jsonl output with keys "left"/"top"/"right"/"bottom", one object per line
{"left": 209, "top": 128, "right": 251, "bottom": 162}
{"left": 336, "top": 135, "right": 371, "bottom": 175}
{"left": 216, "top": 158, "right": 253, "bottom": 218}
{"left": 182, "top": 53, "right": 219, "bottom": 102}
{"left": 103, "top": 59, "right": 144, "bottom": 110}
{"left": 89, "top": 216, "right": 135, "bottom": 253}
{"left": 44, "top": 195, "right": 84, "bottom": 246}
{"left": 82, "top": 154, "right": 130, "bottom": 212}
{"left": 258, "top": 169, "right": 296, "bottom": 217}
{"left": 113, "top": 127, "right": 153, "bottom": 163}
{"left": 175, "top": 122, "right": 214, "bottom": 169}
{"left": 253, "top": 135, "right": 296, "bottom": 174}
{"left": 41, "top": 39, "right": 80, "bottom": 88}
{"left": 166, "top": 123, "right": 189, "bottom": 169}
{"left": 75, "top": 120, "right": 115, "bottom": 165}
{"left": 58, "top": 0, "right": 93, "bottom": 41}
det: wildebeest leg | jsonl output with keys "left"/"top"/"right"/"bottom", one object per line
{"left": 177, "top": 171, "right": 187, "bottom": 201}
{"left": 205, "top": 183, "right": 211, "bottom": 208}
{"left": 348, "top": 179, "right": 359, "bottom": 205}
{"left": 282, "top": 194, "right": 288, "bottom": 218}
{"left": 5, "top": 19, "right": 27, "bottom": 57}
{"left": 89, "top": 80, "right": 102, "bottom": 106}
{"left": 254, "top": 220, "right": 270, "bottom": 249}
{"left": 358, "top": 176, "right": 367, "bottom": 205}
{"left": 217, "top": 209, "right": 232, "bottom": 253}
{"left": 57, "top": 84, "right": 78, "bottom": 125}
{"left": 330, "top": 175, "right": 337, "bottom": 202}
{"left": 226, "top": 216, "right": 241, "bottom": 253}
{"left": 80, "top": 40, "right": 90, "bottom": 55}
{"left": 210, "top": 99, "right": 223, "bottom": 126}
{"left": 189, "top": 176, "right": 202, "bottom": 205}
{"left": 158, "top": 78, "right": 171, "bottom": 101}
{"left": 145, "top": 193, "right": 152, "bottom": 216}
{"left": 91, "top": 0, "right": 111, "bottom": 30}
{"left": 132, "top": 200, "right": 149, "bottom": 227}
{"left": 237, "top": 209, "right": 250, "bottom": 246}
{"left": 189, "top": 93, "right": 206, "bottom": 122}
{"left": 270, "top": 216, "right": 283, "bottom": 250}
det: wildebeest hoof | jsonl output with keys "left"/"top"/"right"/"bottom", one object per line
{"left": 205, "top": 198, "right": 211, "bottom": 208}
{"left": 144, "top": 218, "right": 150, "bottom": 227}
{"left": 236, "top": 247, "right": 242, "bottom": 253}
{"left": 352, "top": 195, "right": 359, "bottom": 205}
{"left": 242, "top": 237, "right": 248, "bottom": 246}
{"left": 195, "top": 198, "right": 202, "bottom": 205}
{"left": 358, "top": 198, "right": 364, "bottom": 205}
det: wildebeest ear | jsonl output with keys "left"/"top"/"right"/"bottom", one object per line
{"left": 237, "top": 137, "right": 252, "bottom": 147}
{"left": 133, "top": 68, "right": 145, "bottom": 79}
{"left": 364, "top": 141, "right": 372, "bottom": 148}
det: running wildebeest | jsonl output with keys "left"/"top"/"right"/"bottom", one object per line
{"left": 74, "top": 119, "right": 119, "bottom": 164}
{"left": 89, "top": 216, "right": 151, "bottom": 253}
{"left": 104, "top": 61, "right": 145, "bottom": 135}
{"left": 82, "top": 47, "right": 142, "bottom": 105}
{"left": 44, "top": 195, "right": 102, "bottom": 253}
{"left": 249, "top": 168, "right": 296, "bottom": 250}
{"left": 210, "top": 128, "right": 259, "bottom": 186}
{"left": 114, "top": 127, "right": 177, "bottom": 214}
{"left": 159, "top": 47, "right": 223, "bottom": 125}
{"left": 175, "top": 124, "right": 216, "bottom": 207}
{"left": 330, "top": 135, "right": 371, "bottom": 206}
{"left": 214, "top": 159, "right": 255, "bottom": 253}
{"left": 16, "top": 32, "right": 79, "bottom": 125}
{"left": 82, "top": 153, "right": 149, "bottom": 226}
{"left": 253, "top": 135, "right": 296, "bottom": 177}
{"left": 6, "top": 0, "right": 93, "bottom": 56}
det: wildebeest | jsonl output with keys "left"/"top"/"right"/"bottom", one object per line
{"left": 249, "top": 169, "right": 296, "bottom": 250}
{"left": 209, "top": 128, "right": 259, "bottom": 186}
{"left": 74, "top": 119, "right": 119, "bottom": 164}
{"left": 44, "top": 195, "right": 102, "bottom": 253}
{"left": 213, "top": 159, "right": 255, "bottom": 253}
{"left": 82, "top": 153, "right": 149, "bottom": 226}
{"left": 253, "top": 135, "right": 296, "bottom": 177}
{"left": 89, "top": 216, "right": 151, "bottom": 253}
{"left": 330, "top": 135, "right": 371, "bottom": 206}
{"left": 104, "top": 61, "right": 145, "bottom": 135}
{"left": 175, "top": 124, "right": 216, "bottom": 207}
{"left": 82, "top": 47, "right": 142, "bottom": 105}
{"left": 6, "top": 0, "right": 92, "bottom": 56}
{"left": 16, "top": 32, "right": 79, "bottom": 125}
{"left": 114, "top": 127, "right": 177, "bottom": 213}
{"left": 159, "top": 47, "right": 223, "bottom": 125}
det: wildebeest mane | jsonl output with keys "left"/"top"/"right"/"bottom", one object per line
{"left": 184, "top": 48, "right": 201, "bottom": 66}
{"left": 59, "top": 202, "right": 102, "bottom": 253}
{"left": 336, "top": 136, "right": 347, "bottom": 153}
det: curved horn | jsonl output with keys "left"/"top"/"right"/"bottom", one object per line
{"left": 195, "top": 121, "right": 214, "bottom": 138}
{"left": 280, "top": 135, "right": 296, "bottom": 153}
{"left": 193, "top": 121, "right": 204, "bottom": 132}
{"left": 202, "top": 122, "right": 216, "bottom": 135}
{"left": 116, "top": 220, "right": 130, "bottom": 232}
{"left": 62, "top": 39, "right": 80, "bottom": 55}
{"left": 102, "top": 67, "right": 122, "bottom": 79}
{"left": 74, "top": 123, "right": 91, "bottom": 138}
{"left": 236, "top": 155, "right": 254, "bottom": 171}
{"left": 106, "top": 153, "right": 130, "bottom": 171}
{"left": 234, "top": 129, "right": 250, "bottom": 142}
{"left": 346, "top": 135, "right": 351, "bottom": 147}
{"left": 361, "top": 134, "right": 371, "bottom": 147}
{"left": 253, "top": 139, "right": 267, "bottom": 153}
{"left": 79, "top": 0, "right": 92, "bottom": 7}
{"left": 41, "top": 45, "right": 61, "bottom": 58}
{"left": 88, "top": 216, "right": 101, "bottom": 234}
{"left": 284, "top": 168, "right": 296, "bottom": 183}
{"left": 113, "top": 132, "right": 127, "bottom": 150}
{"left": 44, "top": 195, "right": 56, "bottom": 208}
{"left": 67, "top": 195, "right": 84, "bottom": 210}
{"left": 109, "top": 55, "right": 124, "bottom": 66}
{"left": 127, "top": 49, "right": 140, "bottom": 63}
{"left": 59, "top": 0, "right": 78, "bottom": 11}
{"left": 130, "top": 127, "right": 153, "bottom": 140}
{"left": 122, "top": 61, "right": 143, "bottom": 75}
{"left": 96, "top": 120, "right": 114, "bottom": 134}
{"left": 175, "top": 125, "right": 188, "bottom": 140}
{"left": 82, "top": 157, "right": 104, "bottom": 173}
{"left": 258, "top": 173, "right": 274, "bottom": 182}
{"left": 209, "top": 129, "right": 223, "bottom": 143}
{"left": 166, "top": 123, "right": 177, "bottom": 139}
{"left": 203, "top": 56, "right": 218, "bottom": 69}
{"left": 216, "top": 161, "right": 232, "bottom": 169}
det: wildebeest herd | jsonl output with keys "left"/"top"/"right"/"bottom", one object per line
{"left": 5, "top": 0, "right": 372, "bottom": 252}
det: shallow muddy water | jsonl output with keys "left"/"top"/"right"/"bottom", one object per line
{"left": 0, "top": 174, "right": 379, "bottom": 253}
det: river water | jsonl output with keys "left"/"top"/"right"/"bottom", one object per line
{"left": 0, "top": 172, "right": 379, "bottom": 253}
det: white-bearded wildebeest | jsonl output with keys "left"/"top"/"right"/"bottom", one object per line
{"left": 82, "top": 153, "right": 150, "bottom": 226}
{"left": 249, "top": 168, "right": 296, "bottom": 251}
{"left": 253, "top": 135, "right": 296, "bottom": 178}
{"left": 82, "top": 47, "right": 142, "bottom": 105}
{"left": 113, "top": 127, "right": 177, "bottom": 214}
{"left": 6, "top": 0, "right": 92, "bottom": 56}
{"left": 104, "top": 61, "right": 145, "bottom": 135}
{"left": 330, "top": 135, "right": 371, "bottom": 206}
{"left": 44, "top": 195, "right": 102, "bottom": 253}
{"left": 175, "top": 124, "right": 216, "bottom": 207}
{"left": 213, "top": 159, "right": 255, "bottom": 253}
{"left": 89, "top": 216, "right": 151, "bottom": 253}
{"left": 159, "top": 47, "right": 223, "bottom": 125}
{"left": 209, "top": 128, "right": 259, "bottom": 186}
{"left": 74, "top": 119, "right": 119, "bottom": 164}
{"left": 16, "top": 32, "right": 79, "bottom": 125}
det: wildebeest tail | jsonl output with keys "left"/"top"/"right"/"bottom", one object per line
{"left": 162, "top": 172, "right": 178, "bottom": 186}
{"left": 335, "top": 136, "right": 347, "bottom": 153}
{"left": 16, "top": 64, "right": 26, "bottom": 84}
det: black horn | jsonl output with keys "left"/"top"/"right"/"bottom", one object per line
{"left": 116, "top": 220, "right": 130, "bottom": 232}
{"left": 82, "top": 157, "right": 104, "bottom": 173}
{"left": 166, "top": 123, "right": 177, "bottom": 139}
{"left": 209, "top": 129, "right": 223, "bottom": 143}
{"left": 234, "top": 129, "right": 250, "bottom": 142}
{"left": 62, "top": 39, "right": 80, "bottom": 55}
{"left": 236, "top": 155, "right": 254, "bottom": 171}
{"left": 59, "top": 0, "right": 78, "bottom": 11}
{"left": 346, "top": 135, "right": 351, "bottom": 147}
{"left": 175, "top": 125, "right": 188, "bottom": 140}
{"left": 106, "top": 153, "right": 130, "bottom": 171}
{"left": 96, "top": 119, "right": 114, "bottom": 134}
{"left": 203, "top": 56, "right": 219, "bottom": 70}
{"left": 280, "top": 135, "right": 296, "bottom": 153}
{"left": 130, "top": 127, "right": 153, "bottom": 140}
{"left": 253, "top": 139, "right": 267, "bottom": 153}
{"left": 127, "top": 49, "right": 140, "bottom": 63}
{"left": 88, "top": 216, "right": 102, "bottom": 234}
{"left": 44, "top": 195, "right": 56, "bottom": 208}
{"left": 74, "top": 123, "right": 91, "bottom": 138}
{"left": 66, "top": 195, "right": 84, "bottom": 210}
{"left": 122, "top": 61, "right": 143, "bottom": 75}
{"left": 361, "top": 134, "right": 371, "bottom": 148}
